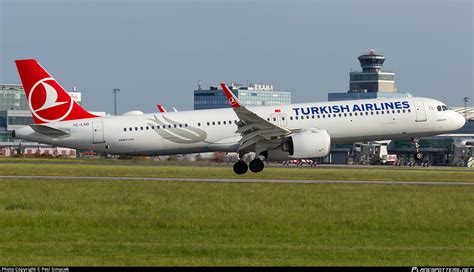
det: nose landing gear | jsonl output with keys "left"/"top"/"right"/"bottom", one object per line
{"left": 412, "top": 138, "right": 423, "bottom": 161}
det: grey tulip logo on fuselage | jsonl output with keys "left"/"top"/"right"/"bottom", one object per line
{"left": 147, "top": 115, "right": 208, "bottom": 144}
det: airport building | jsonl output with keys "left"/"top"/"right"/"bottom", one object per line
{"left": 0, "top": 84, "right": 82, "bottom": 157}
{"left": 328, "top": 50, "right": 412, "bottom": 101}
{"left": 323, "top": 51, "right": 473, "bottom": 166}
{"left": 194, "top": 82, "right": 291, "bottom": 110}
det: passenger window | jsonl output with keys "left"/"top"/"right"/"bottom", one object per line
{"left": 223, "top": 121, "right": 226, "bottom": 124}
{"left": 135, "top": 127, "right": 138, "bottom": 131}
{"left": 198, "top": 123, "right": 201, "bottom": 126}
{"left": 151, "top": 126, "right": 154, "bottom": 129}
{"left": 185, "top": 124, "right": 188, "bottom": 127}
{"left": 354, "top": 113, "right": 358, "bottom": 116}
{"left": 317, "top": 115, "right": 320, "bottom": 118}
{"left": 174, "top": 124, "right": 177, "bottom": 128}
{"left": 290, "top": 117, "right": 293, "bottom": 120}
{"left": 397, "top": 110, "right": 400, "bottom": 113}
{"left": 129, "top": 128, "right": 132, "bottom": 131}
{"left": 207, "top": 122, "right": 210, "bottom": 126}
{"left": 157, "top": 126, "right": 160, "bottom": 129}
{"left": 408, "top": 109, "right": 411, "bottom": 113}
{"left": 349, "top": 113, "right": 352, "bottom": 116}
{"left": 267, "top": 118, "right": 270, "bottom": 121}
{"left": 311, "top": 116, "right": 314, "bottom": 119}
{"left": 168, "top": 125, "right": 172, "bottom": 128}
{"left": 344, "top": 113, "right": 347, "bottom": 117}
{"left": 339, "top": 113, "right": 342, "bottom": 117}
{"left": 282, "top": 117, "right": 286, "bottom": 120}
{"left": 402, "top": 110, "right": 406, "bottom": 113}
{"left": 365, "top": 112, "right": 369, "bottom": 115}
{"left": 295, "top": 116, "right": 299, "bottom": 120}
{"left": 212, "top": 122, "right": 215, "bottom": 125}
{"left": 140, "top": 127, "right": 143, "bottom": 130}
{"left": 146, "top": 126, "right": 149, "bottom": 130}
{"left": 218, "top": 121, "right": 221, "bottom": 125}
{"left": 123, "top": 128, "right": 127, "bottom": 132}
{"left": 179, "top": 124, "right": 182, "bottom": 127}
{"left": 322, "top": 115, "right": 325, "bottom": 118}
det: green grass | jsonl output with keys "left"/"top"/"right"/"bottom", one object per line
{"left": 0, "top": 178, "right": 473, "bottom": 266}
{"left": 0, "top": 161, "right": 473, "bottom": 182}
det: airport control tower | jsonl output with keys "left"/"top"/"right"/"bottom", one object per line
{"left": 349, "top": 50, "right": 397, "bottom": 93}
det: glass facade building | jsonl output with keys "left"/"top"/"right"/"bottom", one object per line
{"left": 194, "top": 83, "right": 291, "bottom": 110}
{"left": 0, "top": 84, "right": 82, "bottom": 145}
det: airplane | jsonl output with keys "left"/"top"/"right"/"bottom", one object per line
{"left": 13, "top": 59, "right": 466, "bottom": 174}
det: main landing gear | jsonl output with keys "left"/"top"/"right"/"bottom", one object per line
{"left": 233, "top": 155, "right": 265, "bottom": 175}
{"left": 233, "top": 160, "right": 248, "bottom": 175}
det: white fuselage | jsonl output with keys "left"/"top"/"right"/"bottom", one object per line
{"left": 15, "top": 97, "right": 466, "bottom": 158}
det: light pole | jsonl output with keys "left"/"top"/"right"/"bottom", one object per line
{"left": 113, "top": 88, "right": 120, "bottom": 115}
{"left": 464, "top": 97, "right": 470, "bottom": 119}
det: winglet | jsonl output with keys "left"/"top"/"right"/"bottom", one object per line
{"left": 156, "top": 104, "right": 167, "bottom": 113}
{"left": 220, "top": 83, "right": 241, "bottom": 108}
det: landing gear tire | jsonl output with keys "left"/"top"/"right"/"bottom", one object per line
{"left": 233, "top": 161, "right": 248, "bottom": 175}
{"left": 249, "top": 159, "right": 264, "bottom": 173}
{"left": 414, "top": 152, "right": 424, "bottom": 161}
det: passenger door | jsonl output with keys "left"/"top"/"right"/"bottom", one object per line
{"left": 92, "top": 121, "right": 105, "bottom": 144}
{"left": 414, "top": 100, "right": 427, "bottom": 122}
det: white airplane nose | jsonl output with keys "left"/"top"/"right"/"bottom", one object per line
{"left": 454, "top": 112, "right": 466, "bottom": 130}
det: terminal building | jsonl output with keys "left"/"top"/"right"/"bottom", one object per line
{"left": 0, "top": 84, "right": 82, "bottom": 157}
{"left": 194, "top": 82, "right": 291, "bottom": 110}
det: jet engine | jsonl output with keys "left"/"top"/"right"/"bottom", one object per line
{"left": 282, "top": 128, "right": 331, "bottom": 159}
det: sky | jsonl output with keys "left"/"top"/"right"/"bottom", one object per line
{"left": 1, "top": 0, "right": 472, "bottom": 114}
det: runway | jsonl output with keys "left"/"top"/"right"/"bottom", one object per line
{"left": 0, "top": 175, "right": 473, "bottom": 186}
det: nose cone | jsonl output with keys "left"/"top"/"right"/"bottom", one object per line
{"left": 453, "top": 112, "right": 466, "bottom": 130}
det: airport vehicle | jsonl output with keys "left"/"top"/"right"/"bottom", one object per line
{"left": 13, "top": 59, "right": 466, "bottom": 174}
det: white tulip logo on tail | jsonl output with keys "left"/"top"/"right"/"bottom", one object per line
{"left": 35, "top": 82, "right": 67, "bottom": 111}
{"left": 28, "top": 77, "right": 73, "bottom": 122}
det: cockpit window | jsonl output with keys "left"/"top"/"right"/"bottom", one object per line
{"left": 442, "top": 105, "right": 448, "bottom": 111}
{"left": 437, "top": 106, "right": 442, "bottom": 111}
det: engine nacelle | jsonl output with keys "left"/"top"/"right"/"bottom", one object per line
{"left": 282, "top": 128, "right": 331, "bottom": 159}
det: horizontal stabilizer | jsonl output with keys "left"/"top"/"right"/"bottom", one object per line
{"left": 30, "top": 124, "right": 70, "bottom": 137}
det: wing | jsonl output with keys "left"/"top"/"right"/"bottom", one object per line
{"left": 220, "top": 83, "right": 291, "bottom": 152}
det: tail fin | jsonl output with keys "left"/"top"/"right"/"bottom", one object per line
{"left": 15, "top": 59, "right": 97, "bottom": 124}
{"left": 156, "top": 104, "right": 167, "bottom": 113}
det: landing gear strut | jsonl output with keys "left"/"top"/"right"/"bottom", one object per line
{"left": 249, "top": 159, "right": 264, "bottom": 173}
{"left": 233, "top": 160, "right": 248, "bottom": 175}
{"left": 412, "top": 138, "right": 423, "bottom": 161}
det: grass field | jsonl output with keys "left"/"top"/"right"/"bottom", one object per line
{"left": 0, "top": 159, "right": 473, "bottom": 265}
{"left": 0, "top": 159, "right": 473, "bottom": 182}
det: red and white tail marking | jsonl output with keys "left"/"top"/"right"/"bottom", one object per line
{"left": 15, "top": 59, "right": 97, "bottom": 124}
{"left": 156, "top": 104, "right": 167, "bottom": 113}
{"left": 219, "top": 83, "right": 241, "bottom": 108}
